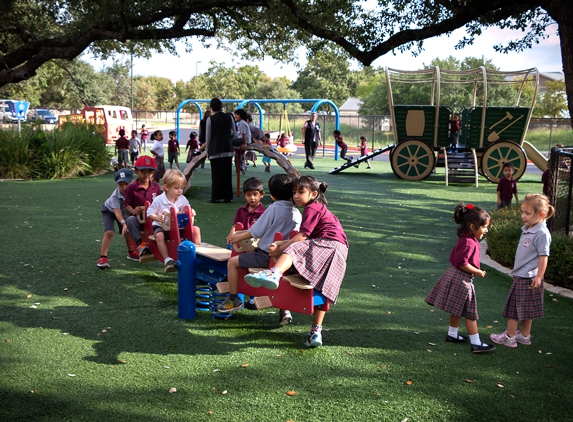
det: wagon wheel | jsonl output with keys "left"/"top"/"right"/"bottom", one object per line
{"left": 390, "top": 140, "right": 435, "bottom": 180}
{"left": 480, "top": 140, "right": 527, "bottom": 183}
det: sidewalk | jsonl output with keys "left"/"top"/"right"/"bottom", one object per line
{"left": 480, "top": 239, "right": 573, "bottom": 299}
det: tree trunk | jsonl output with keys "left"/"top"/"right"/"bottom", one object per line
{"left": 547, "top": 0, "right": 573, "bottom": 130}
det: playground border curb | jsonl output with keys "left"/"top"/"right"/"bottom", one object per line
{"left": 480, "top": 239, "right": 573, "bottom": 300}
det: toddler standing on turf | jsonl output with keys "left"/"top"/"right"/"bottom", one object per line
{"left": 490, "top": 194, "right": 553, "bottom": 348}
{"left": 97, "top": 169, "right": 134, "bottom": 269}
{"left": 425, "top": 203, "right": 495, "bottom": 353}
{"left": 260, "top": 133, "right": 273, "bottom": 173}
{"left": 167, "top": 130, "right": 181, "bottom": 170}
{"left": 497, "top": 162, "right": 519, "bottom": 209}
{"left": 129, "top": 130, "right": 141, "bottom": 168}
{"left": 218, "top": 174, "right": 302, "bottom": 326}
{"left": 124, "top": 156, "right": 162, "bottom": 257}
{"left": 245, "top": 176, "right": 348, "bottom": 348}
{"left": 359, "top": 136, "right": 371, "bottom": 169}
{"left": 147, "top": 169, "right": 201, "bottom": 268}
{"left": 115, "top": 129, "right": 129, "bottom": 169}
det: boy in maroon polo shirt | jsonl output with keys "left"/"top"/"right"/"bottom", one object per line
{"left": 167, "top": 130, "right": 181, "bottom": 170}
{"left": 124, "top": 155, "right": 163, "bottom": 257}
{"left": 226, "top": 177, "right": 266, "bottom": 310}
{"left": 497, "top": 162, "right": 519, "bottom": 209}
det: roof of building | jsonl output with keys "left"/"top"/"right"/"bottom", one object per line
{"left": 339, "top": 97, "right": 363, "bottom": 112}
{"left": 540, "top": 72, "right": 564, "bottom": 81}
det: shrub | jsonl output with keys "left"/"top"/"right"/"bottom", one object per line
{"left": 0, "top": 124, "right": 109, "bottom": 179}
{"left": 487, "top": 206, "right": 573, "bottom": 289}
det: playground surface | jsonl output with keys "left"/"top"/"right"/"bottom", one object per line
{"left": 1, "top": 156, "right": 571, "bottom": 421}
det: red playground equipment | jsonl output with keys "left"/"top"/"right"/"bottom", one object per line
{"left": 219, "top": 223, "right": 330, "bottom": 315}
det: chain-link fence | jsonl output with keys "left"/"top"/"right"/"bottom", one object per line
{"left": 547, "top": 147, "right": 573, "bottom": 236}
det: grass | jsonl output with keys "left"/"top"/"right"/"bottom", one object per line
{"left": 1, "top": 157, "right": 572, "bottom": 421}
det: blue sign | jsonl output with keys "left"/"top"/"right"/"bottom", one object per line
{"left": 7, "top": 100, "right": 30, "bottom": 120}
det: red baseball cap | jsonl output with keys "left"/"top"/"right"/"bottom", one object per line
{"left": 134, "top": 155, "right": 156, "bottom": 170}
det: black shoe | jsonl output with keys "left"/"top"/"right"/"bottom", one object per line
{"left": 308, "top": 165, "right": 315, "bottom": 169}
{"left": 223, "top": 199, "right": 233, "bottom": 203}
{"left": 244, "top": 301, "right": 258, "bottom": 310}
{"left": 471, "top": 342, "right": 496, "bottom": 353}
{"left": 446, "top": 334, "right": 468, "bottom": 343}
{"left": 207, "top": 199, "right": 220, "bottom": 203}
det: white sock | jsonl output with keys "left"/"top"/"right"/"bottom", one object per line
{"left": 164, "top": 257, "right": 171, "bottom": 264}
{"left": 469, "top": 333, "right": 485, "bottom": 346}
{"left": 270, "top": 267, "right": 283, "bottom": 277}
{"left": 448, "top": 326, "right": 459, "bottom": 338}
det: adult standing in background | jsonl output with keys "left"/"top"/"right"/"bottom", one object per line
{"left": 302, "top": 112, "right": 322, "bottom": 169}
{"left": 205, "top": 98, "right": 235, "bottom": 203}
{"left": 198, "top": 109, "right": 212, "bottom": 169}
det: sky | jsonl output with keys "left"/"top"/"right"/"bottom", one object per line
{"left": 86, "top": 24, "right": 563, "bottom": 83}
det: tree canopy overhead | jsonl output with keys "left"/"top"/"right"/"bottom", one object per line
{"left": 1, "top": 0, "right": 571, "bottom": 121}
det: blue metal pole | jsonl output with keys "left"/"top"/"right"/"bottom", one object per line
{"left": 177, "top": 240, "right": 197, "bottom": 319}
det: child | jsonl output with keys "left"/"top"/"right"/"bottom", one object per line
{"left": 217, "top": 174, "right": 302, "bottom": 326}
{"left": 425, "top": 203, "right": 495, "bottom": 353}
{"left": 333, "top": 130, "right": 352, "bottom": 163}
{"left": 124, "top": 155, "right": 162, "bottom": 257}
{"left": 226, "top": 177, "right": 266, "bottom": 244}
{"left": 497, "top": 162, "right": 519, "bottom": 209}
{"left": 244, "top": 176, "right": 348, "bottom": 348}
{"left": 359, "top": 136, "right": 372, "bottom": 169}
{"left": 115, "top": 129, "right": 129, "bottom": 169}
{"left": 277, "top": 132, "right": 289, "bottom": 149}
{"left": 490, "top": 194, "right": 554, "bottom": 348}
{"left": 147, "top": 169, "right": 201, "bottom": 268}
{"left": 167, "top": 130, "right": 181, "bottom": 170}
{"left": 449, "top": 113, "right": 461, "bottom": 152}
{"left": 129, "top": 130, "right": 141, "bottom": 167}
{"left": 149, "top": 130, "right": 166, "bottom": 183}
{"left": 225, "top": 177, "right": 266, "bottom": 311}
{"left": 260, "top": 133, "right": 272, "bottom": 172}
{"left": 97, "top": 169, "right": 135, "bottom": 268}
{"left": 140, "top": 125, "right": 149, "bottom": 152}
{"left": 185, "top": 132, "right": 199, "bottom": 164}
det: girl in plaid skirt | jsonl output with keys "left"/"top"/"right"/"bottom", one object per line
{"left": 245, "top": 176, "right": 348, "bottom": 348}
{"left": 491, "top": 194, "right": 554, "bottom": 348}
{"left": 425, "top": 203, "right": 495, "bottom": 353}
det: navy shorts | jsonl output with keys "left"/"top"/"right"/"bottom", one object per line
{"left": 238, "top": 248, "right": 271, "bottom": 269}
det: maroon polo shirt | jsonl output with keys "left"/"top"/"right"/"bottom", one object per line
{"left": 449, "top": 232, "right": 480, "bottom": 269}
{"left": 497, "top": 177, "right": 517, "bottom": 202}
{"left": 299, "top": 202, "right": 348, "bottom": 247}
{"left": 124, "top": 179, "right": 162, "bottom": 209}
{"left": 116, "top": 136, "right": 129, "bottom": 150}
{"left": 233, "top": 202, "right": 265, "bottom": 229}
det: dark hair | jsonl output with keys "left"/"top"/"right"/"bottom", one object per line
{"left": 189, "top": 131, "right": 197, "bottom": 139}
{"left": 268, "top": 174, "right": 294, "bottom": 201}
{"left": 202, "top": 109, "right": 212, "bottom": 121}
{"left": 453, "top": 203, "right": 490, "bottom": 237}
{"left": 234, "top": 108, "right": 248, "bottom": 121}
{"left": 168, "top": 130, "right": 176, "bottom": 137}
{"left": 293, "top": 176, "right": 328, "bottom": 206}
{"left": 243, "top": 177, "right": 264, "bottom": 195}
{"left": 333, "top": 130, "right": 341, "bottom": 136}
{"left": 119, "top": 129, "right": 125, "bottom": 136}
{"left": 210, "top": 98, "right": 222, "bottom": 111}
{"left": 502, "top": 162, "right": 515, "bottom": 170}
{"left": 150, "top": 130, "right": 162, "bottom": 140}
{"left": 264, "top": 133, "right": 271, "bottom": 138}
{"left": 360, "top": 136, "right": 366, "bottom": 140}
{"left": 246, "top": 113, "right": 253, "bottom": 122}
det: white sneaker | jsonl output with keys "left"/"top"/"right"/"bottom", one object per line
{"left": 515, "top": 330, "right": 532, "bottom": 345}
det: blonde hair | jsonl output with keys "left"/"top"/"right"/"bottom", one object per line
{"left": 162, "top": 169, "right": 186, "bottom": 190}
{"left": 522, "top": 193, "right": 555, "bottom": 219}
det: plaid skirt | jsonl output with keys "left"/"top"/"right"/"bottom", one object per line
{"left": 285, "top": 238, "right": 348, "bottom": 304}
{"left": 502, "top": 276, "right": 544, "bottom": 320}
{"left": 425, "top": 266, "right": 478, "bottom": 320}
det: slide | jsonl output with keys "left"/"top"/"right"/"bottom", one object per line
{"left": 523, "top": 141, "right": 548, "bottom": 172}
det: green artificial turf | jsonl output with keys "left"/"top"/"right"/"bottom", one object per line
{"left": 1, "top": 157, "right": 572, "bottom": 421}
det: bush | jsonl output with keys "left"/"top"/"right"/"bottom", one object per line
{"left": 0, "top": 124, "right": 110, "bottom": 179}
{"left": 487, "top": 206, "right": 573, "bottom": 289}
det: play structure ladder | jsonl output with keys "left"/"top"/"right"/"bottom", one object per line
{"left": 329, "top": 144, "right": 394, "bottom": 174}
{"left": 439, "top": 148, "right": 479, "bottom": 187}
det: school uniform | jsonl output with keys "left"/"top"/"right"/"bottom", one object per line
{"left": 284, "top": 202, "right": 348, "bottom": 304}
{"left": 147, "top": 192, "right": 191, "bottom": 239}
{"left": 425, "top": 233, "right": 480, "bottom": 320}
{"left": 502, "top": 222, "right": 551, "bottom": 320}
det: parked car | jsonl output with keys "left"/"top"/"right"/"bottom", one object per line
{"left": 1, "top": 106, "right": 23, "bottom": 123}
{"left": 28, "top": 109, "right": 57, "bottom": 124}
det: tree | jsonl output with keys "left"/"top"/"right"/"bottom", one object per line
{"left": 534, "top": 80, "right": 568, "bottom": 118}
{"left": 2, "top": 1, "right": 573, "bottom": 126}
{"left": 255, "top": 77, "right": 303, "bottom": 113}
